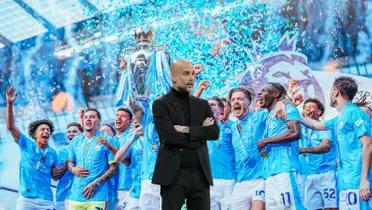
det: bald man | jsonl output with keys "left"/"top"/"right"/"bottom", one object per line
{"left": 151, "top": 59, "right": 220, "bottom": 210}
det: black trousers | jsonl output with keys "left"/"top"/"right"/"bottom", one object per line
{"left": 160, "top": 167, "right": 210, "bottom": 210}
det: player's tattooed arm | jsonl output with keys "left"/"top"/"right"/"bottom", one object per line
{"left": 299, "top": 139, "right": 331, "bottom": 154}
{"left": 114, "top": 135, "right": 137, "bottom": 164}
{"left": 82, "top": 162, "right": 118, "bottom": 199}
{"left": 301, "top": 117, "right": 327, "bottom": 131}
{"left": 98, "top": 162, "right": 119, "bottom": 184}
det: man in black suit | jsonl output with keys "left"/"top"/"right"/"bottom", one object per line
{"left": 152, "top": 59, "right": 220, "bottom": 210}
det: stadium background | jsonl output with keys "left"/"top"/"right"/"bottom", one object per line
{"left": 0, "top": 0, "right": 371, "bottom": 209}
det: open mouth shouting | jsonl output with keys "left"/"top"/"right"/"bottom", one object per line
{"left": 41, "top": 132, "right": 50, "bottom": 139}
{"left": 84, "top": 120, "right": 93, "bottom": 129}
{"left": 115, "top": 119, "right": 123, "bottom": 128}
{"left": 232, "top": 103, "right": 244, "bottom": 117}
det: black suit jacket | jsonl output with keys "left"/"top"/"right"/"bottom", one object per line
{"left": 151, "top": 90, "right": 220, "bottom": 186}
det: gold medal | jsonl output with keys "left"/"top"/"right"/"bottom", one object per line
{"left": 151, "top": 144, "right": 157, "bottom": 151}
{"left": 261, "top": 151, "right": 267, "bottom": 158}
{"left": 84, "top": 144, "right": 90, "bottom": 152}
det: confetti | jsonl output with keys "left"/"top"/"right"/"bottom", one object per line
{"left": 0, "top": 0, "right": 370, "bottom": 110}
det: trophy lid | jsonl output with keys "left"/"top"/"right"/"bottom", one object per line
{"left": 134, "top": 28, "right": 154, "bottom": 45}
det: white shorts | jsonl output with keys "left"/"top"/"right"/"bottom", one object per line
{"left": 126, "top": 197, "right": 140, "bottom": 210}
{"left": 230, "top": 179, "right": 265, "bottom": 210}
{"left": 117, "top": 190, "right": 129, "bottom": 210}
{"left": 16, "top": 196, "right": 54, "bottom": 210}
{"left": 265, "top": 172, "right": 305, "bottom": 210}
{"left": 139, "top": 180, "right": 161, "bottom": 210}
{"left": 55, "top": 200, "right": 68, "bottom": 210}
{"left": 339, "top": 189, "right": 372, "bottom": 210}
{"left": 210, "top": 179, "right": 235, "bottom": 210}
{"left": 298, "top": 170, "right": 338, "bottom": 209}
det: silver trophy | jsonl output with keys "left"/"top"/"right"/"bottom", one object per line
{"left": 115, "top": 29, "right": 172, "bottom": 107}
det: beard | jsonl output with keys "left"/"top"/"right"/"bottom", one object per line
{"left": 263, "top": 98, "right": 274, "bottom": 109}
{"left": 330, "top": 97, "right": 337, "bottom": 107}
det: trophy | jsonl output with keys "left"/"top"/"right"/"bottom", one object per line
{"left": 115, "top": 29, "right": 172, "bottom": 107}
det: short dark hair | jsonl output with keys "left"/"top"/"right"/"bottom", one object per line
{"left": 67, "top": 122, "right": 83, "bottom": 132}
{"left": 101, "top": 123, "right": 116, "bottom": 136}
{"left": 228, "top": 87, "right": 255, "bottom": 102}
{"left": 269, "top": 82, "right": 287, "bottom": 99}
{"left": 85, "top": 108, "right": 101, "bottom": 121}
{"left": 333, "top": 76, "right": 358, "bottom": 100}
{"left": 209, "top": 96, "right": 224, "bottom": 110}
{"left": 117, "top": 107, "right": 133, "bottom": 120}
{"left": 304, "top": 98, "right": 325, "bottom": 116}
{"left": 28, "top": 119, "right": 54, "bottom": 139}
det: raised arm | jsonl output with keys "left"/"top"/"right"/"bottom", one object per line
{"left": 78, "top": 109, "right": 84, "bottom": 129}
{"left": 6, "top": 87, "right": 20, "bottom": 141}
{"left": 193, "top": 80, "right": 209, "bottom": 97}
